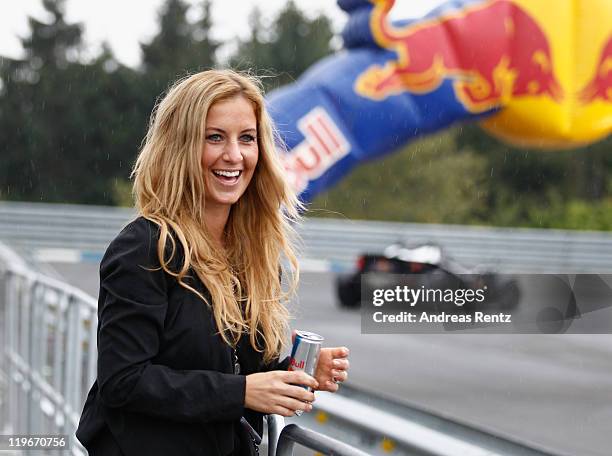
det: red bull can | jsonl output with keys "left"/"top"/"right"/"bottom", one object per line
{"left": 288, "top": 330, "right": 323, "bottom": 415}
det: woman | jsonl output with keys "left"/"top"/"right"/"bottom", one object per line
{"left": 76, "top": 69, "right": 350, "bottom": 456}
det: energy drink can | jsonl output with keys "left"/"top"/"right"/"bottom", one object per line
{"left": 288, "top": 330, "right": 323, "bottom": 415}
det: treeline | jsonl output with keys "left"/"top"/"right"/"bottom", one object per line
{"left": 1, "top": 0, "right": 611, "bottom": 230}
{"left": 0, "top": 0, "right": 333, "bottom": 205}
{"left": 310, "top": 126, "right": 612, "bottom": 230}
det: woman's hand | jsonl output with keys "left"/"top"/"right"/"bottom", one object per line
{"left": 314, "top": 346, "right": 350, "bottom": 392}
{"left": 245, "top": 371, "right": 318, "bottom": 417}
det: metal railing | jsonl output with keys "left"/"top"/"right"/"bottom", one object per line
{"left": 304, "top": 388, "right": 559, "bottom": 456}
{"left": 276, "top": 424, "right": 371, "bottom": 456}
{"left": 0, "top": 242, "right": 97, "bottom": 455}
{"left": 266, "top": 415, "right": 285, "bottom": 456}
{"left": 3, "top": 201, "right": 612, "bottom": 273}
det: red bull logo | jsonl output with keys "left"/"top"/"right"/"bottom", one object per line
{"left": 355, "top": 0, "right": 564, "bottom": 112}
{"left": 283, "top": 107, "right": 350, "bottom": 193}
{"left": 579, "top": 36, "right": 612, "bottom": 104}
{"left": 289, "top": 357, "right": 305, "bottom": 370}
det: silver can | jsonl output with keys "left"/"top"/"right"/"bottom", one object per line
{"left": 288, "top": 330, "right": 323, "bottom": 415}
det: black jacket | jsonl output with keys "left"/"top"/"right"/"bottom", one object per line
{"left": 76, "top": 217, "right": 289, "bottom": 455}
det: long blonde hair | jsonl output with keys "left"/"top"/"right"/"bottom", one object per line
{"left": 132, "top": 69, "right": 302, "bottom": 363}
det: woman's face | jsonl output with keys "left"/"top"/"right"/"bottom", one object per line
{"left": 202, "top": 95, "right": 259, "bottom": 212}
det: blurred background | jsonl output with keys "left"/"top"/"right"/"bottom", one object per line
{"left": 1, "top": 1, "right": 611, "bottom": 456}
{"left": 1, "top": 0, "right": 611, "bottom": 230}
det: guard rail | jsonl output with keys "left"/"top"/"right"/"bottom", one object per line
{"left": 2, "top": 201, "right": 612, "bottom": 272}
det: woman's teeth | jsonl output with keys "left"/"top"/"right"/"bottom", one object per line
{"left": 213, "top": 170, "right": 241, "bottom": 177}
{"left": 213, "top": 170, "right": 241, "bottom": 178}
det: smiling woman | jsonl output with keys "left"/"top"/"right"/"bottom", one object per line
{"left": 202, "top": 96, "right": 259, "bottom": 243}
{"left": 74, "top": 69, "right": 350, "bottom": 456}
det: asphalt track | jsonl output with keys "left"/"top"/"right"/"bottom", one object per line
{"left": 49, "top": 263, "right": 611, "bottom": 456}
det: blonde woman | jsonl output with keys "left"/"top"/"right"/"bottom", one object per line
{"left": 76, "top": 69, "right": 350, "bottom": 456}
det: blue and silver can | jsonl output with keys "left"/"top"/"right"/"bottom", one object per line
{"left": 288, "top": 330, "right": 323, "bottom": 415}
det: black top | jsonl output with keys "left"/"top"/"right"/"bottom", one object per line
{"left": 76, "top": 217, "right": 289, "bottom": 456}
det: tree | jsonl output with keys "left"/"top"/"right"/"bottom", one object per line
{"left": 230, "top": 1, "right": 334, "bottom": 90}
{"left": 22, "top": 0, "right": 83, "bottom": 70}
{"left": 310, "top": 129, "right": 490, "bottom": 223}
{"left": 0, "top": 0, "right": 85, "bottom": 202}
{"left": 0, "top": 0, "right": 146, "bottom": 204}
{"left": 141, "top": 0, "right": 218, "bottom": 97}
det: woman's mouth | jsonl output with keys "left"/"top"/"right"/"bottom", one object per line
{"left": 212, "top": 169, "right": 242, "bottom": 185}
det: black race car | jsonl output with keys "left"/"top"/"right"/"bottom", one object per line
{"left": 336, "top": 242, "right": 519, "bottom": 310}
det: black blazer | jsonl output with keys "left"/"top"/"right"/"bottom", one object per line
{"left": 76, "top": 217, "right": 289, "bottom": 456}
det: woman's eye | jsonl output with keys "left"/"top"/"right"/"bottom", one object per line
{"left": 207, "top": 134, "right": 223, "bottom": 142}
{"left": 240, "top": 134, "right": 256, "bottom": 143}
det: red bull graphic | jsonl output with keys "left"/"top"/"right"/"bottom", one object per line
{"left": 283, "top": 107, "right": 351, "bottom": 193}
{"left": 355, "top": 0, "right": 563, "bottom": 112}
{"left": 266, "top": 0, "right": 611, "bottom": 200}
{"left": 289, "top": 358, "right": 305, "bottom": 369}
{"left": 579, "top": 36, "right": 612, "bottom": 104}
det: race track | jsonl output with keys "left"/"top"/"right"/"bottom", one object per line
{"left": 49, "top": 263, "right": 612, "bottom": 456}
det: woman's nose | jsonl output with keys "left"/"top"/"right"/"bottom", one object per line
{"left": 222, "top": 140, "right": 243, "bottom": 162}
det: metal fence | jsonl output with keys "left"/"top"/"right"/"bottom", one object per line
{"left": 3, "top": 201, "right": 612, "bottom": 272}
{"left": 0, "top": 242, "right": 97, "bottom": 455}
{"left": 276, "top": 424, "right": 371, "bottom": 456}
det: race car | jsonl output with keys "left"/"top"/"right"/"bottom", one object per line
{"left": 336, "top": 241, "right": 520, "bottom": 310}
